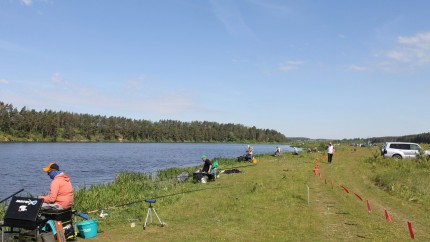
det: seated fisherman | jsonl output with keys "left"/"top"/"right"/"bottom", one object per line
{"left": 199, "top": 155, "right": 214, "bottom": 180}
{"left": 274, "top": 146, "right": 281, "bottom": 156}
{"left": 245, "top": 145, "right": 253, "bottom": 161}
{"left": 38, "top": 162, "right": 74, "bottom": 211}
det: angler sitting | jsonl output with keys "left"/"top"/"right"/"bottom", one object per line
{"left": 38, "top": 162, "right": 74, "bottom": 211}
{"left": 273, "top": 146, "right": 281, "bottom": 156}
{"left": 194, "top": 155, "right": 215, "bottom": 182}
{"left": 245, "top": 145, "right": 253, "bottom": 161}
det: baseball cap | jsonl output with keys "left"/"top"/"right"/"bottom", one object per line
{"left": 201, "top": 155, "right": 206, "bottom": 159}
{"left": 42, "top": 162, "right": 60, "bottom": 172}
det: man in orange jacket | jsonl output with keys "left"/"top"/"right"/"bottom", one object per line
{"left": 38, "top": 162, "right": 74, "bottom": 210}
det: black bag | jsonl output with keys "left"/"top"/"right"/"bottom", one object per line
{"left": 193, "top": 172, "right": 203, "bottom": 182}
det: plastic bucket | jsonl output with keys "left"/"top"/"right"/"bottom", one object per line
{"left": 77, "top": 220, "right": 98, "bottom": 239}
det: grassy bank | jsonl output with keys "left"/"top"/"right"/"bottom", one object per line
{"left": 2, "top": 146, "right": 430, "bottom": 241}
{"left": 87, "top": 146, "right": 430, "bottom": 241}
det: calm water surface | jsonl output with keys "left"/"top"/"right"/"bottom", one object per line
{"left": 0, "top": 143, "right": 293, "bottom": 199}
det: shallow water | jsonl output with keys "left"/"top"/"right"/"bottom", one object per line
{"left": 0, "top": 143, "right": 293, "bottom": 200}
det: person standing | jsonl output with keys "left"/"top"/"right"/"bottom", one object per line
{"left": 38, "top": 162, "right": 74, "bottom": 210}
{"left": 327, "top": 142, "right": 335, "bottom": 164}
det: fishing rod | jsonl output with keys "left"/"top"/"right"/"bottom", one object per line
{"left": 0, "top": 189, "right": 24, "bottom": 204}
{"left": 85, "top": 185, "right": 230, "bottom": 214}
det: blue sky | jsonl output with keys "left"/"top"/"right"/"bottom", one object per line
{"left": 1, "top": 0, "right": 429, "bottom": 139}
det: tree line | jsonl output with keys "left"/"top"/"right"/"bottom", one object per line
{"left": 341, "top": 133, "right": 430, "bottom": 144}
{"left": 369, "top": 133, "right": 430, "bottom": 144}
{"left": 0, "top": 101, "right": 288, "bottom": 143}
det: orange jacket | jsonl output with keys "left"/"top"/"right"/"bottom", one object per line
{"left": 39, "top": 172, "right": 74, "bottom": 209}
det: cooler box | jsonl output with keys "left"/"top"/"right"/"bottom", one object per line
{"left": 77, "top": 220, "right": 98, "bottom": 239}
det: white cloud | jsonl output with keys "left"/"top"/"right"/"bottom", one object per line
{"left": 0, "top": 79, "right": 9, "bottom": 84}
{"left": 49, "top": 73, "right": 96, "bottom": 97}
{"left": 348, "top": 65, "right": 369, "bottom": 72}
{"left": 398, "top": 32, "right": 430, "bottom": 47}
{"left": 51, "top": 73, "right": 68, "bottom": 85}
{"left": 246, "top": 0, "right": 291, "bottom": 15}
{"left": 20, "top": 0, "right": 33, "bottom": 6}
{"left": 384, "top": 32, "right": 430, "bottom": 65}
{"left": 0, "top": 39, "right": 38, "bottom": 55}
{"left": 210, "top": 1, "right": 255, "bottom": 39}
{"left": 278, "top": 61, "right": 305, "bottom": 72}
{"left": 338, "top": 34, "right": 346, "bottom": 39}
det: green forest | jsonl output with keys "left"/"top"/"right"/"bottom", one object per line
{"left": 0, "top": 101, "right": 288, "bottom": 143}
{"left": 369, "top": 133, "right": 430, "bottom": 144}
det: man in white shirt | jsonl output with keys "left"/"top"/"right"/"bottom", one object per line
{"left": 327, "top": 142, "right": 335, "bottom": 164}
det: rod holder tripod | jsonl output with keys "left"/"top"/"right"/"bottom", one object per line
{"left": 143, "top": 198, "right": 164, "bottom": 230}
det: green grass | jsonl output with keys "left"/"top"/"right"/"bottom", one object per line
{"left": 2, "top": 147, "right": 430, "bottom": 241}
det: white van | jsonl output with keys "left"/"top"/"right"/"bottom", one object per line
{"left": 383, "top": 142, "right": 430, "bottom": 159}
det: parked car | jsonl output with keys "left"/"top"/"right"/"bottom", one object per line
{"left": 383, "top": 142, "right": 430, "bottom": 159}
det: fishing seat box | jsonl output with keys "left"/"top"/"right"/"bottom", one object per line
{"left": 3, "top": 196, "right": 45, "bottom": 230}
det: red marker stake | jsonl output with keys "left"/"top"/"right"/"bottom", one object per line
{"left": 407, "top": 221, "right": 415, "bottom": 239}
{"left": 340, "top": 185, "right": 350, "bottom": 193}
{"left": 353, "top": 192, "right": 363, "bottom": 201}
{"left": 384, "top": 209, "right": 391, "bottom": 222}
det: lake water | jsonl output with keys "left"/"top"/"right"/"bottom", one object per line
{"left": 0, "top": 143, "right": 293, "bottom": 200}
